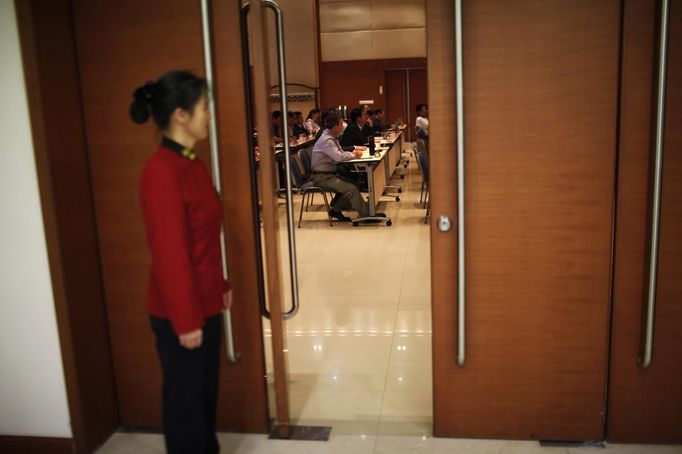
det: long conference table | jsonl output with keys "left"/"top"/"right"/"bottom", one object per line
{"left": 344, "top": 126, "right": 406, "bottom": 226}
{"left": 275, "top": 126, "right": 407, "bottom": 226}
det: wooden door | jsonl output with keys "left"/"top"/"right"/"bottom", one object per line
{"left": 243, "top": 0, "right": 293, "bottom": 436}
{"left": 385, "top": 69, "right": 408, "bottom": 129}
{"left": 408, "top": 67, "right": 427, "bottom": 142}
{"left": 429, "top": 0, "right": 620, "bottom": 440}
{"left": 72, "top": 0, "right": 268, "bottom": 431}
{"left": 385, "top": 68, "right": 427, "bottom": 142}
{"left": 607, "top": 0, "right": 682, "bottom": 442}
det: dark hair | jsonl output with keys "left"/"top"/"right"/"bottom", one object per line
{"left": 367, "top": 110, "right": 374, "bottom": 116}
{"left": 416, "top": 103, "right": 427, "bottom": 113}
{"left": 320, "top": 109, "right": 334, "bottom": 125}
{"left": 272, "top": 110, "right": 282, "bottom": 119}
{"left": 324, "top": 112, "right": 342, "bottom": 130}
{"left": 306, "top": 108, "right": 321, "bottom": 120}
{"left": 129, "top": 70, "right": 207, "bottom": 129}
{"left": 374, "top": 108, "right": 383, "bottom": 115}
{"left": 350, "top": 107, "right": 363, "bottom": 122}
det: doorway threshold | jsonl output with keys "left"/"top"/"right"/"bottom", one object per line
{"left": 268, "top": 425, "right": 331, "bottom": 441}
{"left": 539, "top": 440, "right": 605, "bottom": 449}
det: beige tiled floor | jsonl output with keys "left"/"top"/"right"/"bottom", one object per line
{"left": 263, "top": 146, "right": 433, "bottom": 439}
{"left": 96, "top": 148, "right": 681, "bottom": 453}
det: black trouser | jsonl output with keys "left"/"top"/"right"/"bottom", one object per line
{"left": 150, "top": 314, "right": 222, "bottom": 454}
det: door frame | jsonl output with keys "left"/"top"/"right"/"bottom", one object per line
{"left": 15, "top": 1, "right": 118, "bottom": 451}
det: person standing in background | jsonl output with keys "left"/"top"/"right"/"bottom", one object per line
{"left": 415, "top": 103, "right": 429, "bottom": 139}
{"left": 130, "top": 70, "right": 232, "bottom": 454}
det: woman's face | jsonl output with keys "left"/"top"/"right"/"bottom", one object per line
{"left": 186, "top": 95, "right": 210, "bottom": 141}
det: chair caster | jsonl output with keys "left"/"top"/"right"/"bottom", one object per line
{"left": 395, "top": 196, "right": 400, "bottom": 202}
{"left": 398, "top": 188, "right": 403, "bottom": 193}
{"left": 386, "top": 220, "right": 392, "bottom": 226}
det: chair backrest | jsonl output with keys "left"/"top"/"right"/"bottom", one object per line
{"left": 418, "top": 148, "right": 429, "bottom": 184}
{"left": 414, "top": 141, "right": 429, "bottom": 184}
{"left": 414, "top": 145, "right": 423, "bottom": 174}
{"left": 416, "top": 139, "right": 427, "bottom": 155}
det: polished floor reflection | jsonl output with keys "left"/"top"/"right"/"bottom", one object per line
{"left": 263, "top": 145, "right": 432, "bottom": 438}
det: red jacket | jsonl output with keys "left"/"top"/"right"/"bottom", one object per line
{"left": 140, "top": 140, "right": 230, "bottom": 335}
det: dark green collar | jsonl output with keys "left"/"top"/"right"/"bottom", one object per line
{"left": 162, "top": 136, "right": 196, "bottom": 160}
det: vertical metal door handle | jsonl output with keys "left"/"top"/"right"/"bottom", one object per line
{"left": 455, "top": 0, "right": 466, "bottom": 367}
{"left": 240, "top": 2, "right": 270, "bottom": 322}
{"left": 639, "top": 0, "right": 671, "bottom": 369}
{"left": 242, "top": 1, "right": 300, "bottom": 320}
{"left": 264, "top": 0, "right": 300, "bottom": 320}
{"left": 201, "top": 0, "right": 239, "bottom": 362}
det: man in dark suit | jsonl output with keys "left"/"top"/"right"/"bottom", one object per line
{"left": 340, "top": 107, "right": 373, "bottom": 149}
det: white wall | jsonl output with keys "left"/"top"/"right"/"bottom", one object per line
{"left": 0, "top": 0, "right": 72, "bottom": 438}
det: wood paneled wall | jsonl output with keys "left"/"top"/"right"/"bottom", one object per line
{"left": 319, "top": 57, "right": 425, "bottom": 110}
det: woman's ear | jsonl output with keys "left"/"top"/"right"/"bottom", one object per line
{"left": 170, "top": 107, "right": 190, "bottom": 126}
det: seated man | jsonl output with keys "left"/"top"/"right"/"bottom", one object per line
{"left": 372, "top": 108, "right": 388, "bottom": 133}
{"left": 340, "top": 107, "right": 374, "bottom": 150}
{"left": 271, "top": 110, "right": 284, "bottom": 144}
{"left": 311, "top": 112, "right": 370, "bottom": 222}
{"left": 286, "top": 111, "right": 296, "bottom": 138}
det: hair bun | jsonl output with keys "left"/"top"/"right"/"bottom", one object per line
{"left": 129, "top": 81, "right": 155, "bottom": 124}
{"left": 134, "top": 81, "right": 155, "bottom": 103}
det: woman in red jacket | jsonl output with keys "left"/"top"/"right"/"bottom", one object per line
{"left": 129, "top": 70, "right": 232, "bottom": 454}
